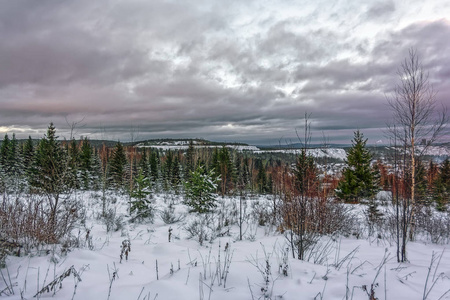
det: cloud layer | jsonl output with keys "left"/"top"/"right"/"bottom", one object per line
{"left": 0, "top": 0, "right": 449, "bottom": 144}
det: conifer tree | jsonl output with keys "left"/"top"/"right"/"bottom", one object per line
{"left": 0, "top": 134, "right": 9, "bottom": 192}
{"left": 184, "top": 166, "right": 219, "bottom": 213}
{"left": 129, "top": 170, "right": 153, "bottom": 221}
{"left": 212, "top": 146, "right": 234, "bottom": 196}
{"left": 185, "top": 140, "right": 196, "bottom": 181}
{"left": 79, "top": 138, "right": 94, "bottom": 190}
{"left": 31, "top": 123, "right": 67, "bottom": 194}
{"left": 31, "top": 123, "right": 70, "bottom": 242}
{"left": 67, "top": 139, "right": 80, "bottom": 189}
{"left": 0, "top": 134, "right": 10, "bottom": 171}
{"left": 149, "top": 150, "right": 160, "bottom": 191}
{"left": 109, "top": 142, "right": 127, "bottom": 189}
{"left": 171, "top": 154, "right": 181, "bottom": 191}
{"left": 139, "top": 149, "right": 150, "bottom": 180}
{"left": 256, "top": 160, "right": 269, "bottom": 194}
{"left": 336, "top": 130, "right": 379, "bottom": 202}
{"left": 163, "top": 150, "right": 174, "bottom": 191}
{"left": 295, "top": 149, "right": 317, "bottom": 196}
{"left": 434, "top": 159, "right": 450, "bottom": 211}
{"left": 22, "top": 136, "right": 34, "bottom": 178}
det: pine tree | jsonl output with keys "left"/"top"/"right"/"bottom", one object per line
{"left": 109, "top": 142, "right": 127, "bottom": 189}
{"left": 184, "top": 166, "right": 219, "bottom": 213}
{"left": 171, "top": 154, "right": 181, "bottom": 191}
{"left": 257, "top": 160, "right": 269, "bottom": 194}
{"left": 139, "top": 149, "right": 150, "bottom": 180}
{"left": 30, "top": 123, "right": 70, "bottom": 242}
{"left": 336, "top": 130, "right": 379, "bottom": 202}
{"left": 163, "top": 150, "right": 174, "bottom": 191}
{"left": 214, "top": 146, "right": 234, "bottom": 196}
{"left": 149, "top": 150, "right": 159, "bottom": 183}
{"left": 22, "top": 136, "right": 34, "bottom": 178}
{"left": 0, "top": 134, "right": 10, "bottom": 171}
{"left": 185, "top": 140, "right": 196, "bottom": 181}
{"left": 79, "top": 138, "right": 94, "bottom": 190}
{"left": 31, "top": 123, "right": 67, "bottom": 195}
{"left": 434, "top": 159, "right": 450, "bottom": 211}
{"left": 129, "top": 170, "right": 153, "bottom": 221}
{"left": 0, "top": 134, "right": 9, "bottom": 192}
{"left": 67, "top": 139, "right": 80, "bottom": 189}
{"left": 295, "top": 149, "right": 317, "bottom": 196}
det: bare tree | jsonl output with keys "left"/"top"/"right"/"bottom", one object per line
{"left": 387, "top": 48, "right": 448, "bottom": 261}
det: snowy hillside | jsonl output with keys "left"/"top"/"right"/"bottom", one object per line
{"left": 3, "top": 193, "right": 450, "bottom": 300}
{"left": 254, "top": 148, "right": 347, "bottom": 160}
{"left": 135, "top": 139, "right": 347, "bottom": 160}
{"left": 137, "top": 144, "right": 260, "bottom": 151}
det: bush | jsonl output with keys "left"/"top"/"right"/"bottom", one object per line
{"left": 160, "top": 204, "right": 183, "bottom": 224}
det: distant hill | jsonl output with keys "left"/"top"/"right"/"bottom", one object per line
{"left": 257, "top": 143, "right": 352, "bottom": 150}
{"left": 131, "top": 138, "right": 249, "bottom": 147}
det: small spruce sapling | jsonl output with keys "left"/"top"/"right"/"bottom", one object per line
{"left": 129, "top": 170, "right": 153, "bottom": 222}
{"left": 184, "top": 166, "right": 219, "bottom": 213}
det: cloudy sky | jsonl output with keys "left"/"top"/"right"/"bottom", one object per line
{"left": 0, "top": 0, "right": 449, "bottom": 145}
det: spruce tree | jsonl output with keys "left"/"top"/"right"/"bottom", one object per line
{"left": 214, "top": 146, "right": 234, "bottom": 196}
{"left": 79, "top": 138, "right": 94, "bottom": 190}
{"left": 0, "top": 134, "right": 10, "bottom": 170}
{"left": 129, "top": 170, "right": 152, "bottom": 221}
{"left": 257, "top": 160, "right": 269, "bottom": 194}
{"left": 295, "top": 149, "right": 317, "bottom": 196}
{"left": 434, "top": 159, "right": 450, "bottom": 211}
{"left": 67, "top": 139, "right": 80, "bottom": 189}
{"left": 139, "top": 149, "right": 150, "bottom": 180}
{"left": 31, "top": 123, "right": 70, "bottom": 242}
{"left": 31, "top": 123, "right": 67, "bottom": 196}
{"left": 22, "top": 136, "right": 34, "bottom": 178}
{"left": 184, "top": 166, "right": 219, "bottom": 213}
{"left": 171, "top": 154, "right": 181, "bottom": 190}
{"left": 109, "top": 142, "right": 127, "bottom": 189}
{"left": 336, "top": 130, "right": 379, "bottom": 202}
{"left": 185, "top": 140, "right": 196, "bottom": 181}
{"left": 163, "top": 150, "right": 174, "bottom": 191}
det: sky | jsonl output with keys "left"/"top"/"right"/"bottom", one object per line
{"left": 0, "top": 0, "right": 449, "bottom": 145}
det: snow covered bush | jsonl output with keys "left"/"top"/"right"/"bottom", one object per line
{"left": 103, "top": 207, "right": 124, "bottom": 233}
{"left": 0, "top": 193, "right": 79, "bottom": 254}
{"left": 160, "top": 204, "right": 183, "bottom": 224}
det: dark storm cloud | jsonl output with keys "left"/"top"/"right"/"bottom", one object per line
{"left": 0, "top": 0, "right": 448, "bottom": 144}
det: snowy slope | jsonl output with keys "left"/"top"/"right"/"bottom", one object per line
{"left": 137, "top": 144, "right": 260, "bottom": 151}
{"left": 254, "top": 148, "right": 347, "bottom": 160}
{"left": 3, "top": 193, "right": 450, "bottom": 300}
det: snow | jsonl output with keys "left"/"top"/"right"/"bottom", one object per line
{"left": 137, "top": 144, "right": 260, "bottom": 152}
{"left": 254, "top": 148, "right": 347, "bottom": 160}
{"left": 2, "top": 193, "right": 450, "bottom": 300}
{"left": 135, "top": 141, "right": 347, "bottom": 160}
{"left": 417, "top": 145, "right": 450, "bottom": 157}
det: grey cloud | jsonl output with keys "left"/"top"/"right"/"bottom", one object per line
{"left": 0, "top": 0, "right": 449, "bottom": 145}
{"left": 365, "top": 1, "right": 396, "bottom": 20}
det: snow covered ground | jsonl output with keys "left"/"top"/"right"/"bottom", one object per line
{"left": 2, "top": 193, "right": 450, "bottom": 300}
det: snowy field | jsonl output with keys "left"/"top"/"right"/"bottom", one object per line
{"left": 2, "top": 193, "right": 450, "bottom": 300}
